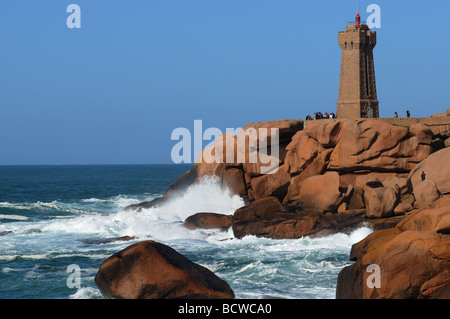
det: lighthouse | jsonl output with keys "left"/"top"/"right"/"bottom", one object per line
{"left": 336, "top": 13, "right": 379, "bottom": 119}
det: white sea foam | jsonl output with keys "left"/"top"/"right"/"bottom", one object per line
{"left": 0, "top": 254, "right": 49, "bottom": 261}
{"left": 35, "top": 177, "right": 242, "bottom": 242}
{"left": 69, "top": 287, "right": 103, "bottom": 299}
{"left": 81, "top": 198, "right": 105, "bottom": 203}
{"left": 0, "top": 214, "right": 29, "bottom": 220}
{"left": 100, "top": 177, "right": 244, "bottom": 240}
{"left": 0, "top": 201, "right": 95, "bottom": 215}
{"left": 1, "top": 267, "right": 19, "bottom": 273}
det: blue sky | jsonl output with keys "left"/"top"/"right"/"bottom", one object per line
{"left": 1, "top": 1, "right": 449, "bottom": 164}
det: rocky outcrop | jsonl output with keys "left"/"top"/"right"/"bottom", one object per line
{"left": 286, "top": 120, "right": 432, "bottom": 176}
{"left": 95, "top": 240, "right": 235, "bottom": 299}
{"left": 334, "top": 136, "right": 450, "bottom": 299}
{"left": 157, "top": 119, "right": 433, "bottom": 208}
{"left": 231, "top": 197, "right": 368, "bottom": 239}
{"left": 126, "top": 118, "right": 438, "bottom": 240}
{"left": 162, "top": 119, "right": 304, "bottom": 200}
{"left": 336, "top": 198, "right": 450, "bottom": 299}
{"left": 280, "top": 119, "right": 432, "bottom": 206}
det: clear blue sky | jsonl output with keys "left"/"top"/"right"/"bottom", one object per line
{"left": 1, "top": 1, "right": 449, "bottom": 165}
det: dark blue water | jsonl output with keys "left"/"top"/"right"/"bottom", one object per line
{"left": 0, "top": 165, "right": 370, "bottom": 299}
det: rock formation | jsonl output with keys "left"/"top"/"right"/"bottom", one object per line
{"left": 336, "top": 198, "right": 450, "bottom": 299}
{"left": 336, "top": 147, "right": 450, "bottom": 299}
{"left": 95, "top": 240, "right": 235, "bottom": 299}
{"left": 119, "top": 117, "right": 450, "bottom": 299}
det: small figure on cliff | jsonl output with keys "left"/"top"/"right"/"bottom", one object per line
{"left": 421, "top": 171, "right": 426, "bottom": 181}
{"left": 406, "top": 110, "right": 410, "bottom": 118}
{"left": 395, "top": 112, "right": 398, "bottom": 118}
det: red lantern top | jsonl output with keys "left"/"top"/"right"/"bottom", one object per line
{"left": 356, "top": 12, "right": 361, "bottom": 28}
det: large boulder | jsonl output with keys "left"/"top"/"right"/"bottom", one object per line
{"left": 249, "top": 164, "right": 291, "bottom": 201}
{"left": 413, "top": 179, "right": 441, "bottom": 208}
{"left": 336, "top": 202, "right": 450, "bottom": 299}
{"left": 232, "top": 197, "right": 286, "bottom": 239}
{"left": 285, "top": 171, "right": 352, "bottom": 213}
{"left": 183, "top": 213, "right": 233, "bottom": 230}
{"left": 95, "top": 240, "right": 235, "bottom": 299}
{"left": 364, "top": 184, "right": 400, "bottom": 218}
{"left": 409, "top": 147, "right": 450, "bottom": 197}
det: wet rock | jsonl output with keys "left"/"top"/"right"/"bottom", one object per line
{"left": 83, "top": 236, "right": 136, "bottom": 245}
{"left": 231, "top": 196, "right": 366, "bottom": 239}
{"left": 183, "top": 213, "right": 233, "bottom": 230}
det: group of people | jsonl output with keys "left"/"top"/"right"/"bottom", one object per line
{"left": 394, "top": 110, "right": 411, "bottom": 118}
{"left": 305, "top": 112, "right": 336, "bottom": 120}
{"left": 305, "top": 109, "right": 412, "bottom": 120}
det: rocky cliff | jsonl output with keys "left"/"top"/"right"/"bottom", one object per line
{"left": 153, "top": 119, "right": 438, "bottom": 237}
{"left": 118, "top": 118, "right": 450, "bottom": 299}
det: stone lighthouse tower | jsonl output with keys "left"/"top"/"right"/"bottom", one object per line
{"left": 337, "top": 13, "right": 379, "bottom": 119}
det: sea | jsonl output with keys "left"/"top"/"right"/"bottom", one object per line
{"left": 0, "top": 164, "right": 372, "bottom": 299}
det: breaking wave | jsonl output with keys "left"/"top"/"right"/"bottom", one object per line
{"left": 0, "top": 173, "right": 373, "bottom": 299}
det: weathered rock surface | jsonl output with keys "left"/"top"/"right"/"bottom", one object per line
{"left": 413, "top": 179, "right": 441, "bottom": 208}
{"left": 285, "top": 171, "right": 352, "bottom": 213}
{"left": 364, "top": 184, "right": 400, "bottom": 218}
{"left": 409, "top": 147, "right": 450, "bottom": 196}
{"left": 286, "top": 120, "right": 432, "bottom": 177}
{"left": 95, "top": 240, "right": 235, "bottom": 299}
{"left": 336, "top": 201, "right": 450, "bottom": 299}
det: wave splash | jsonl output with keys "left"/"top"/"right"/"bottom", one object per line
{"left": 24, "top": 176, "right": 244, "bottom": 241}
{"left": 113, "top": 176, "right": 245, "bottom": 240}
